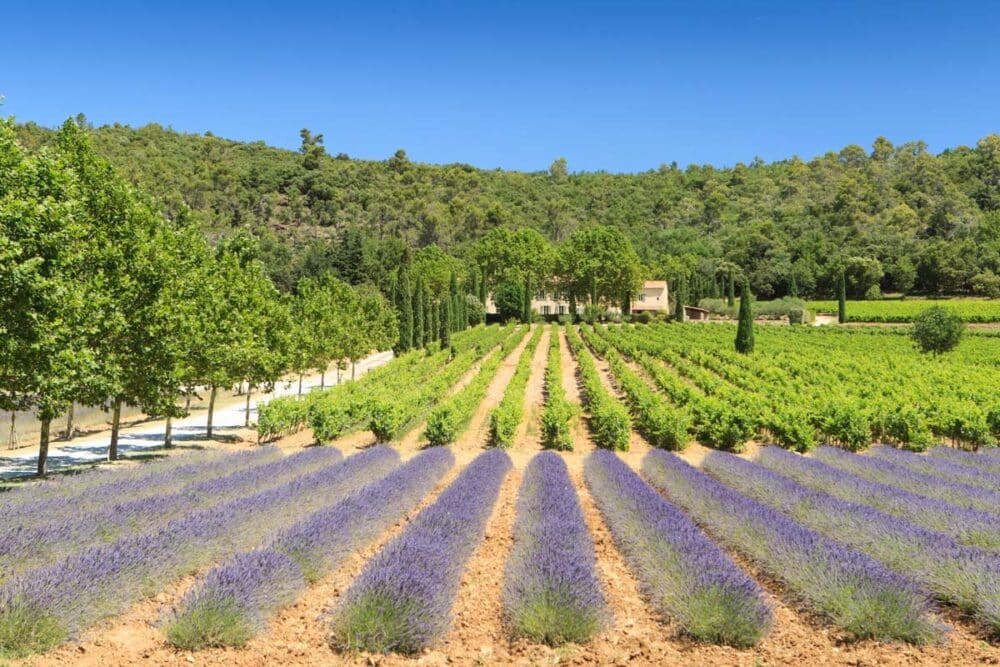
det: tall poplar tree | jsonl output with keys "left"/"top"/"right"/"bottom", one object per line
{"left": 838, "top": 269, "right": 848, "bottom": 324}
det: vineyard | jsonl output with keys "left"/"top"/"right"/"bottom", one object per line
{"left": 807, "top": 298, "right": 1000, "bottom": 322}
{"left": 4, "top": 322, "right": 1000, "bottom": 666}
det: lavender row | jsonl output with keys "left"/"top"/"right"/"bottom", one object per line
{"left": 165, "top": 447, "right": 454, "bottom": 649}
{"left": 929, "top": 446, "right": 1000, "bottom": 474}
{"left": 756, "top": 447, "right": 1000, "bottom": 550}
{"left": 0, "top": 447, "right": 223, "bottom": 508}
{"left": 503, "top": 452, "right": 607, "bottom": 646}
{"left": 329, "top": 449, "right": 511, "bottom": 654}
{"left": 813, "top": 445, "right": 1000, "bottom": 514}
{"left": 704, "top": 452, "right": 1000, "bottom": 635}
{"left": 640, "top": 450, "right": 940, "bottom": 643}
{"left": 0, "top": 447, "right": 340, "bottom": 580}
{"left": 1, "top": 447, "right": 279, "bottom": 526}
{"left": 585, "top": 451, "right": 769, "bottom": 646}
{"left": 868, "top": 445, "right": 1000, "bottom": 490}
{"left": 0, "top": 447, "right": 399, "bottom": 658}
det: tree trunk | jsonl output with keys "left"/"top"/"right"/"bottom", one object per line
{"left": 185, "top": 394, "right": 192, "bottom": 412}
{"left": 108, "top": 398, "right": 122, "bottom": 461}
{"left": 352, "top": 360, "right": 356, "bottom": 381}
{"left": 320, "top": 371, "right": 325, "bottom": 389}
{"left": 37, "top": 418, "right": 50, "bottom": 477}
{"left": 337, "top": 365, "right": 341, "bottom": 384}
{"left": 64, "top": 404, "right": 75, "bottom": 441}
{"left": 207, "top": 385, "right": 218, "bottom": 439}
{"left": 8, "top": 412, "right": 16, "bottom": 450}
{"left": 244, "top": 386, "right": 252, "bottom": 428}
{"left": 164, "top": 414, "right": 173, "bottom": 448}
{"left": 297, "top": 374, "right": 303, "bottom": 397}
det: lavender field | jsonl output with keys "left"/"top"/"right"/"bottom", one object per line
{"left": 4, "top": 324, "right": 1000, "bottom": 667}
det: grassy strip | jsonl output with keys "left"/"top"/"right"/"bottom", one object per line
{"left": 540, "top": 325, "right": 575, "bottom": 451}
{"left": 581, "top": 326, "right": 689, "bottom": 450}
{"left": 424, "top": 327, "right": 529, "bottom": 446}
{"left": 564, "top": 326, "right": 630, "bottom": 451}
{"left": 488, "top": 326, "right": 544, "bottom": 448}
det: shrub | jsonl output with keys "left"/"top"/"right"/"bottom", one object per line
{"left": 540, "top": 326, "right": 575, "bottom": 451}
{"left": 911, "top": 306, "right": 964, "bottom": 356}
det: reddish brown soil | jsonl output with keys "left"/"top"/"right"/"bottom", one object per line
{"left": 14, "top": 327, "right": 1000, "bottom": 667}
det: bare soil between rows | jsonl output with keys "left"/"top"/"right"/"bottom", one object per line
{"left": 13, "top": 325, "right": 1000, "bottom": 667}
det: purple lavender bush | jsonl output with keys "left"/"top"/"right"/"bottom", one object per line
{"left": 0, "top": 447, "right": 399, "bottom": 658}
{"left": 585, "top": 450, "right": 769, "bottom": 647}
{"left": 1, "top": 447, "right": 277, "bottom": 528}
{"left": 164, "top": 447, "right": 454, "bottom": 649}
{"left": 756, "top": 446, "right": 1000, "bottom": 550}
{"left": 813, "top": 445, "right": 1000, "bottom": 514}
{"left": 503, "top": 452, "right": 608, "bottom": 645}
{"left": 0, "top": 447, "right": 340, "bottom": 579}
{"left": 641, "top": 450, "right": 941, "bottom": 644}
{"left": 929, "top": 446, "right": 1000, "bottom": 474}
{"left": 868, "top": 444, "right": 1000, "bottom": 490}
{"left": 705, "top": 451, "right": 1000, "bottom": 635}
{"left": 329, "top": 449, "right": 511, "bottom": 654}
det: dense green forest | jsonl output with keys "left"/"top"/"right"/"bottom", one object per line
{"left": 13, "top": 117, "right": 1000, "bottom": 299}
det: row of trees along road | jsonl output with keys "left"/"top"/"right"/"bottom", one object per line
{"left": 0, "top": 118, "right": 397, "bottom": 476}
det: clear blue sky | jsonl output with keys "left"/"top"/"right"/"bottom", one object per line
{"left": 2, "top": 1, "right": 998, "bottom": 173}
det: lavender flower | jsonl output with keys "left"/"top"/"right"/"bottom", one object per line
{"left": 329, "top": 449, "right": 511, "bottom": 655}
{"left": 0, "top": 447, "right": 277, "bottom": 527}
{"left": 868, "top": 445, "right": 1000, "bottom": 490}
{"left": 0, "top": 447, "right": 340, "bottom": 579}
{"left": 929, "top": 446, "right": 1000, "bottom": 474}
{"left": 813, "top": 445, "right": 1000, "bottom": 514}
{"left": 756, "top": 446, "right": 1000, "bottom": 550}
{"left": 164, "top": 447, "right": 455, "bottom": 649}
{"left": 503, "top": 452, "right": 608, "bottom": 645}
{"left": 641, "top": 450, "right": 941, "bottom": 644}
{"left": 586, "top": 451, "right": 769, "bottom": 646}
{"left": 705, "top": 451, "right": 1000, "bottom": 636}
{"left": 0, "top": 447, "right": 399, "bottom": 658}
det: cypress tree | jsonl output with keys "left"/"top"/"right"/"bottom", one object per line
{"left": 397, "top": 267, "right": 413, "bottom": 352}
{"left": 838, "top": 269, "right": 847, "bottom": 324}
{"left": 413, "top": 277, "right": 425, "bottom": 349}
{"left": 735, "top": 280, "right": 755, "bottom": 354}
{"left": 674, "top": 277, "right": 686, "bottom": 322}
{"left": 727, "top": 269, "right": 736, "bottom": 307}
{"left": 422, "top": 287, "right": 432, "bottom": 345}
{"left": 429, "top": 297, "right": 439, "bottom": 343}
{"left": 440, "top": 298, "right": 451, "bottom": 347}
{"left": 790, "top": 271, "right": 799, "bottom": 298}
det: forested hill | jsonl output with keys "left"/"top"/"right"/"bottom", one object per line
{"left": 13, "top": 119, "right": 1000, "bottom": 299}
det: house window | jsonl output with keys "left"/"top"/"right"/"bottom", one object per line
{"left": 638, "top": 293, "right": 646, "bottom": 302}
{"left": 535, "top": 291, "right": 546, "bottom": 300}
{"left": 542, "top": 305, "right": 551, "bottom": 315}
{"left": 558, "top": 305, "right": 566, "bottom": 314}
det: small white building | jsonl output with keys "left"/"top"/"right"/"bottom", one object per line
{"left": 485, "top": 280, "right": 670, "bottom": 316}
{"left": 632, "top": 280, "right": 669, "bottom": 312}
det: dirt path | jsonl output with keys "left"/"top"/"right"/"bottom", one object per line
{"left": 512, "top": 326, "right": 550, "bottom": 452}
{"left": 558, "top": 327, "right": 593, "bottom": 459}
{"left": 453, "top": 326, "right": 534, "bottom": 453}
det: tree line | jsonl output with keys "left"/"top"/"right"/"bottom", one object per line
{"left": 13, "top": 118, "right": 1000, "bottom": 301}
{"left": 0, "top": 119, "right": 398, "bottom": 476}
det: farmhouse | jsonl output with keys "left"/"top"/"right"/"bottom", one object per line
{"left": 485, "top": 280, "right": 670, "bottom": 316}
